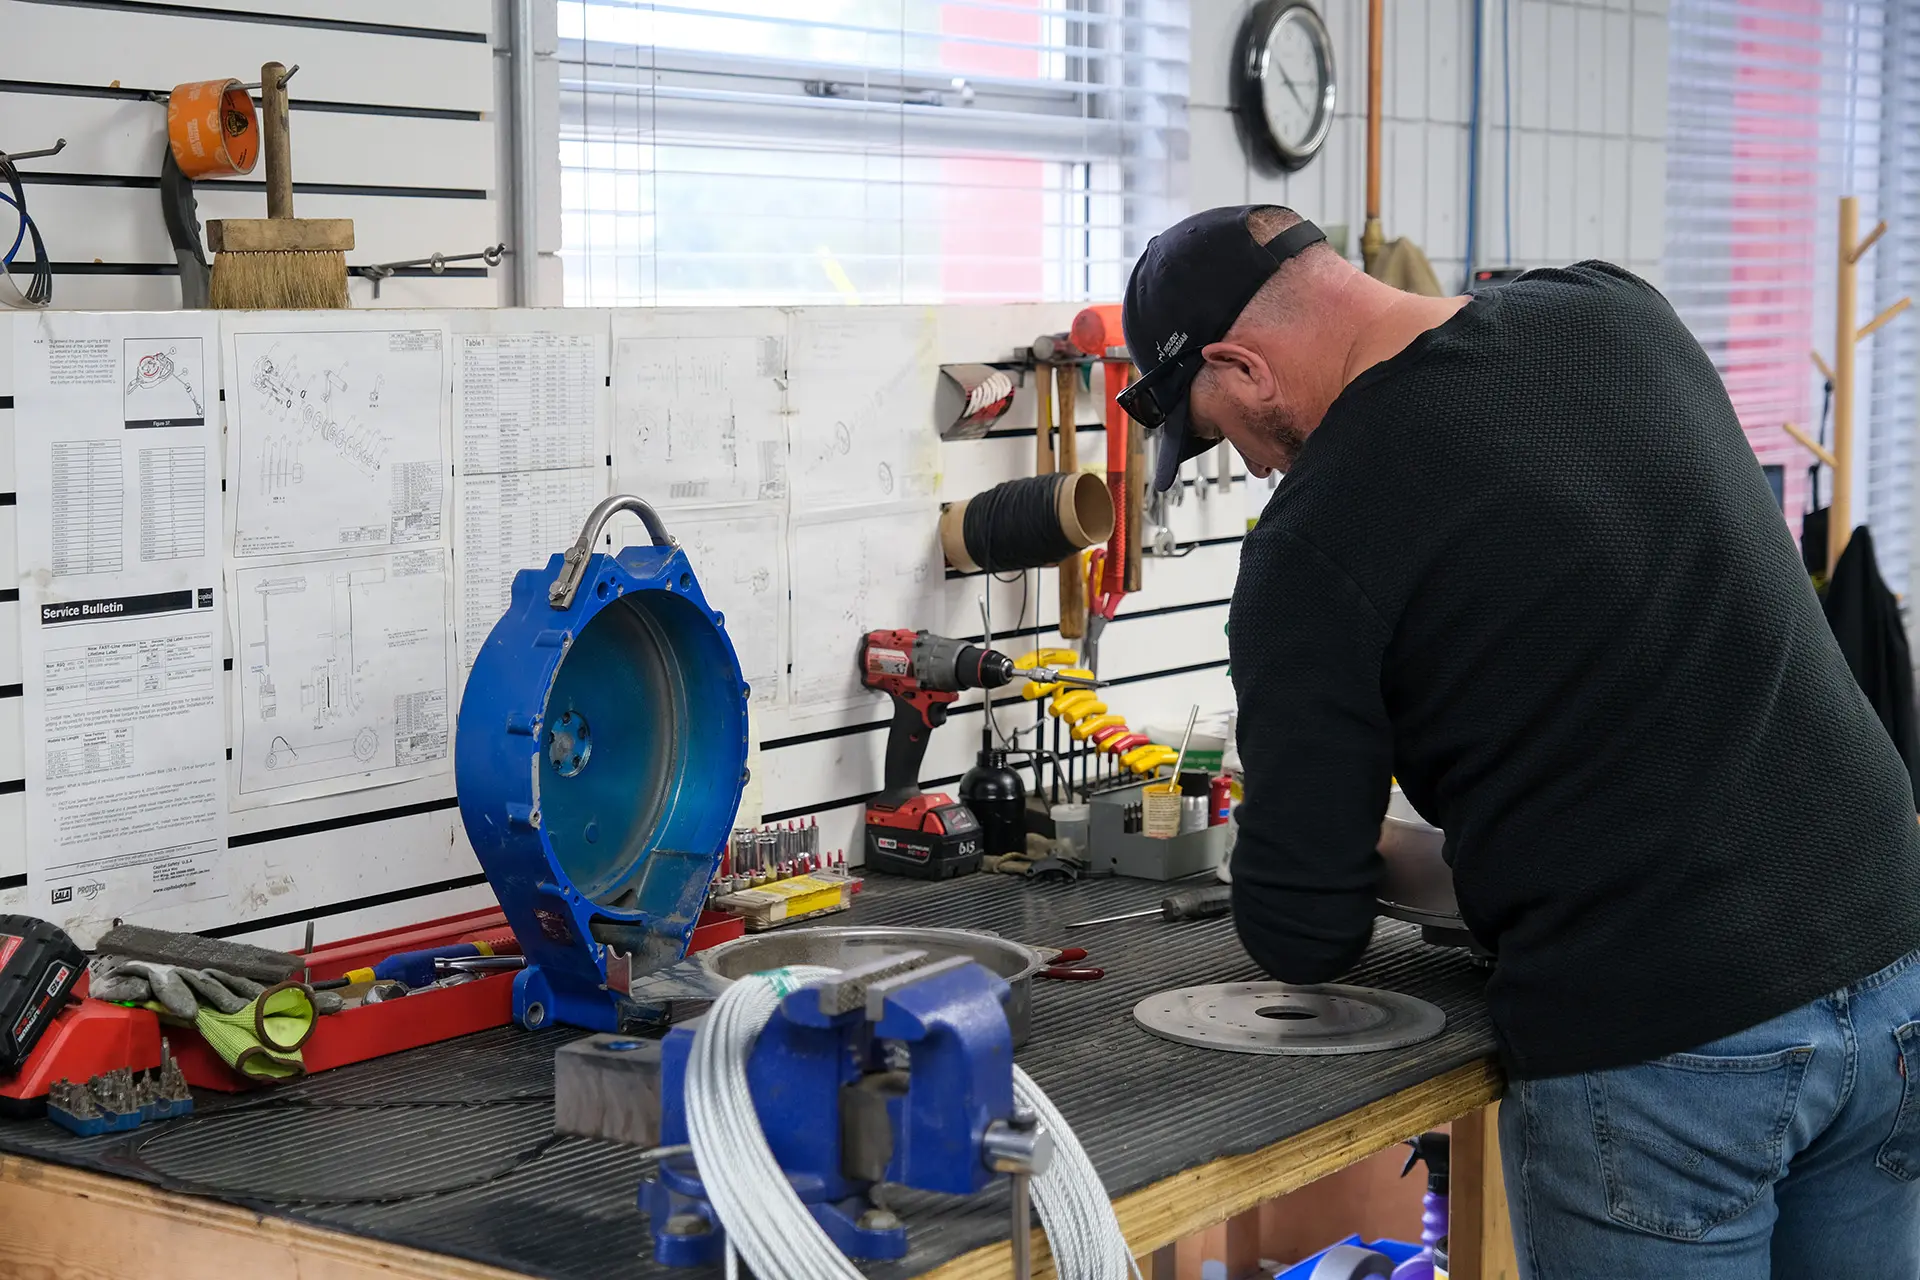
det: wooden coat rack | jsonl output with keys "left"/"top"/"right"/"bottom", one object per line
{"left": 1784, "top": 195, "right": 1911, "bottom": 576}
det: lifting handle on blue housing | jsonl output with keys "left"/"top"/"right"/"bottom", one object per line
{"left": 550, "top": 495, "right": 679, "bottom": 610}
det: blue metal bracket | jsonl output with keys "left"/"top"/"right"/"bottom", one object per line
{"left": 455, "top": 496, "right": 750, "bottom": 1032}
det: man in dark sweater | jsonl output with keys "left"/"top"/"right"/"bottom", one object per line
{"left": 1120, "top": 205, "right": 1920, "bottom": 1276}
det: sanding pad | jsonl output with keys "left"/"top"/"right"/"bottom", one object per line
{"left": 1132, "top": 982, "right": 1446, "bottom": 1055}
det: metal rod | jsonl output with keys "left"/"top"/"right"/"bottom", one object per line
{"left": 1009, "top": 1172, "right": 1032, "bottom": 1280}
{"left": 238, "top": 65, "right": 299, "bottom": 92}
{"left": 510, "top": 0, "right": 543, "bottom": 304}
{"left": 0, "top": 138, "right": 66, "bottom": 164}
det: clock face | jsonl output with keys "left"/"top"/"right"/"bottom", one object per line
{"left": 1233, "top": 0, "right": 1336, "bottom": 173}
{"left": 1260, "top": 10, "right": 1331, "bottom": 154}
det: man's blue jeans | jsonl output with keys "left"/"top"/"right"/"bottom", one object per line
{"left": 1499, "top": 948, "right": 1920, "bottom": 1277}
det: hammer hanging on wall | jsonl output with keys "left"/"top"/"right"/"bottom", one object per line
{"left": 1056, "top": 358, "right": 1087, "bottom": 638}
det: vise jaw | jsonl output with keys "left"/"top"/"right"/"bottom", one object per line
{"left": 636, "top": 953, "right": 1046, "bottom": 1268}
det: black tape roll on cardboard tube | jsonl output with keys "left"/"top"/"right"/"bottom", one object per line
{"left": 940, "top": 471, "right": 1116, "bottom": 573}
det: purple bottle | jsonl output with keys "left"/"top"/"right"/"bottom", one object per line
{"left": 1391, "top": 1133, "right": 1449, "bottom": 1280}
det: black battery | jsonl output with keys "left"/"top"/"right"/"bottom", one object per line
{"left": 0, "top": 916, "right": 84, "bottom": 1073}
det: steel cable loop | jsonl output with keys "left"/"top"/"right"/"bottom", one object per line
{"left": 684, "top": 967, "right": 1137, "bottom": 1278}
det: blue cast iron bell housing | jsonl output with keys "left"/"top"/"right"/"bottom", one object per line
{"left": 456, "top": 496, "right": 749, "bottom": 1031}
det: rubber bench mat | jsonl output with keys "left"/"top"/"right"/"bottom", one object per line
{"left": 0, "top": 875, "right": 1496, "bottom": 1278}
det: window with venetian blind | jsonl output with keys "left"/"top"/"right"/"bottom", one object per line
{"left": 558, "top": 1, "right": 1190, "bottom": 308}
{"left": 1665, "top": 0, "right": 1920, "bottom": 597}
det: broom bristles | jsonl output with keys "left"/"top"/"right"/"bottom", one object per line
{"left": 210, "top": 250, "right": 349, "bottom": 309}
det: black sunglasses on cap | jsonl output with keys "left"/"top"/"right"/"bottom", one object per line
{"left": 1119, "top": 209, "right": 1327, "bottom": 490}
{"left": 1114, "top": 348, "right": 1204, "bottom": 432}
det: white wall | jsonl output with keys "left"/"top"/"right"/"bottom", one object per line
{"left": 0, "top": 303, "right": 1239, "bottom": 950}
{"left": 1, "top": 0, "right": 507, "bottom": 310}
{"left": 1187, "top": 0, "right": 1667, "bottom": 287}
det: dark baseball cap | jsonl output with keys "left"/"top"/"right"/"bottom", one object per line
{"left": 1119, "top": 206, "right": 1327, "bottom": 491}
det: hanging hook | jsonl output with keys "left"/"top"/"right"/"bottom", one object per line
{"left": 349, "top": 243, "right": 510, "bottom": 298}
{"left": 0, "top": 138, "right": 67, "bottom": 165}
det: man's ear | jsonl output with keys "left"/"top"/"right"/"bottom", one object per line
{"left": 1199, "top": 341, "right": 1270, "bottom": 397}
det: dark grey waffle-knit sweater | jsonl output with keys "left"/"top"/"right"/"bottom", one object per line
{"left": 1227, "top": 261, "right": 1920, "bottom": 1079}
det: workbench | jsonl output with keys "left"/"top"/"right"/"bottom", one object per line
{"left": 0, "top": 875, "right": 1507, "bottom": 1280}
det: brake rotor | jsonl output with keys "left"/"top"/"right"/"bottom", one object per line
{"left": 1132, "top": 982, "right": 1446, "bottom": 1055}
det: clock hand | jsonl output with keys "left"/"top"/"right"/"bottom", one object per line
{"left": 1274, "top": 61, "right": 1311, "bottom": 113}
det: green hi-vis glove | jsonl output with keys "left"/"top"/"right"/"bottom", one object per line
{"left": 192, "top": 981, "right": 318, "bottom": 1081}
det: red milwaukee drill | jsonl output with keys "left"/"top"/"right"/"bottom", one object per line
{"left": 858, "top": 629, "right": 1092, "bottom": 878}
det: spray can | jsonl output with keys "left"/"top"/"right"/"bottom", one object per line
{"left": 1209, "top": 774, "right": 1233, "bottom": 825}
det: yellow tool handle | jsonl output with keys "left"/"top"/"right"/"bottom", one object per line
{"left": 1122, "top": 744, "right": 1177, "bottom": 770}
{"left": 1057, "top": 698, "right": 1107, "bottom": 724}
{"left": 1049, "top": 691, "right": 1103, "bottom": 720}
{"left": 1016, "top": 648, "right": 1080, "bottom": 670}
{"left": 1072, "top": 713, "right": 1125, "bottom": 741}
{"left": 1022, "top": 680, "right": 1057, "bottom": 701}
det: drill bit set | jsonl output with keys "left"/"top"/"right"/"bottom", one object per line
{"left": 714, "top": 818, "right": 843, "bottom": 897}
{"left": 47, "top": 1044, "right": 192, "bottom": 1136}
{"left": 710, "top": 819, "right": 860, "bottom": 932}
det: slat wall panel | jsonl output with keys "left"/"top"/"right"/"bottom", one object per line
{"left": 0, "top": 94, "right": 497, "bottom": 192}
{"left": 19, "top": 188, "right": 500, "bottom": 270}
{"left": 0, "top": 301, "right": 1247, "bottom": 938}
{"left": 0, "top": 2, "right": 494, "bottom": 113}
{"left": 127, "top": 0, "right": 492, "bottom": 34}
{"left": 2, "top": 0, "right": 504, "bottom": 311}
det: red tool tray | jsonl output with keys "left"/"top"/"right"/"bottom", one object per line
{"left": 1, "top": 906, "right": 747, "bottom": 1100}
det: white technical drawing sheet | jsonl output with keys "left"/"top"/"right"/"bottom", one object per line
{"left": 224, "top": 316, "right": 451, "bottom": 558}
{"left": 787, "top": 503, "right": 942, "bottom": 711}
{"left": 453, "top": 311, "right": 610, "bottom": 475}
{"left": 12, "top": 312, "right": 229, "bottom": 942}
{"left": 621, "top": 504, "right": 787, "bottom": 706}
{"left": 612, "top": 309, "right": 786, "bottom": 507}
{"left": 233, "top": 549, "right": 455, "bottom": 807}
{"left": 785, "top": 306, "right": 939, "bottom": 509}
{"left": 456, "top": 467, "right": 606, "bottom": 673}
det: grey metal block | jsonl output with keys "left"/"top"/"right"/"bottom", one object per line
{"left": 553, "top": 1033, "right": 664, "bottom": 1148}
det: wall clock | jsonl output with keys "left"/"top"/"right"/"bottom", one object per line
{"left": 1232, "top": 0, "right": 1337, "bottom": 174}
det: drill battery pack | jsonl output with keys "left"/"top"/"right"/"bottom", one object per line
{"left": 864, "top": 794, "right": 984, "bottom": 880}
{"left": 0, "top": 916, "right": 84, "bottom": 1073}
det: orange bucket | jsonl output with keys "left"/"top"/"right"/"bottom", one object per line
{"left": 166, "top": 78, "right": 259, "bottom": 178}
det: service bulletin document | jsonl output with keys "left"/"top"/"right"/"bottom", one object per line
{"left": 12, "top": 313, "right": 228, "bottom": 943}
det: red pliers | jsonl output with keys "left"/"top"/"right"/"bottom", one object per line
{"left": 1083, "top": 548, "right": 1124, "bottom": 675}
{"left": 1038, "top": 945, "right": 1104, "bottom": 981}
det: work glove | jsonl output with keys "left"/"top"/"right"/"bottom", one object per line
{"left": 88, "top": 956, "right": 331, "bottom": 1081}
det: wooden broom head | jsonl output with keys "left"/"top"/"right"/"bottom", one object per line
{"left": 207, "top": 217, "right": 353, "bottom": 310}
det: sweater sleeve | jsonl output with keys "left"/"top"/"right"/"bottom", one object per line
{"left": 1228, "top": 527, "right": 1394, "bottom": 983}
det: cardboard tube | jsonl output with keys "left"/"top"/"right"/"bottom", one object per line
{"left": 939, "top": 474, "right": 1114, "bottom": 574}
{"left": 1057, "top": 471, "right": 1116, "bottom": 546}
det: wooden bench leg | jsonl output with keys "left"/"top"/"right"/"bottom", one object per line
{"left": 1448, "top": 1103, "right": 1520, "bottom": 1280}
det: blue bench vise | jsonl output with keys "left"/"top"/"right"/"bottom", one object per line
{"left": 639, "top": 951, "right": 1051, "bottom": 1268}
{"left": 455, "top": 495, "right": 749, "bottom": 1033}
